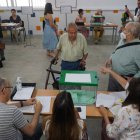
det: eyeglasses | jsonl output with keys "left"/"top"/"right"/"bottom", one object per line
{"left": 1, "top": 86, "right": 13, "bottom": 92}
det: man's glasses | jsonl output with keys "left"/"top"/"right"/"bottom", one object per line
{"left": 1, "top": 86, "right": 13, "bottom": 92}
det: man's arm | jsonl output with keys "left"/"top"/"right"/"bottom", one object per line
{"left": 20, "top": 101, "right": 42, "bottom": 136}
{"left": 101, "top": 66, "right": 127, "bottom": 89}
{"left": 8, "top": 98, "right": 36, "bottom": 108}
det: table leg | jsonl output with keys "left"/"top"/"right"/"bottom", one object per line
{"left": 112, "top": 27, "right": 115, "bottom": 43}
{"left": 114, "top": 27, "right": 117, "bottom": 44}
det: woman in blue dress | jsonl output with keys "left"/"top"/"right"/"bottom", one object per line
{"left": 43, "top": 3, "right": 58, "bottom": 57}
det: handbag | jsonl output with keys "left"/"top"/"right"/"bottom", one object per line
{"left": 0, "top": 41, "right": 5, "bottom": 49}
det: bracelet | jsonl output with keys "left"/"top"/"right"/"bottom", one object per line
{"left": 20, "top": 101, "right": 23, "bottom": 107}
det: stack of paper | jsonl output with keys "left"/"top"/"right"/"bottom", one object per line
{"left": 110, "top": 91, "right": 127, "bottom": 102}
{"left": 96, "top": 93, "right": 116, "bottom": 108}
{"left": 109, "top": 104, "right": 121, "bottom": 116}
{"left": 19, "top": 96, "right": 51, "bottom": 113}
{"left": 13, "top": 87, "right": 34, "bottom": 100}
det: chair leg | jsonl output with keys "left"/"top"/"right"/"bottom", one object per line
{"left": 24, "top": 30, "right": 26, "bottom": 42}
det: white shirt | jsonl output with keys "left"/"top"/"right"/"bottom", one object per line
{"left": 106, "top": 105, "right": 140, "bottom": 140}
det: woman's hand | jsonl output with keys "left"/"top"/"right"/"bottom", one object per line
{"left": 99, "top": 105, "right": 108, "bottom": 117}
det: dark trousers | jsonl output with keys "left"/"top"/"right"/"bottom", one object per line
{"left": 22, "top": 123, "right": 43, "bottom": 140}
{"left": 108, "top": 75, "right": 124, "bottom": 92}
{"left": 61, "top": 60, "right": 81, "bottom": 70}
{"left": 101, "top": 118, "right": 114, "bottom": 140}
{"left": 0, "top": 49, "right": 4, "bottom": 60}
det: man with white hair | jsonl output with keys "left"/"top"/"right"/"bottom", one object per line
{"left": 54, "top": 22, "right": 88, "bottom": 70}
{"left": 105, "top": 22, "right": 140, "bottom": 91}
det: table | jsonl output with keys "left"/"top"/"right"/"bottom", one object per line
{"left": 1, "top": 23, "right": 21, "bottom": 43}
{"left": 85, "top": 23, "right": 118, "bottom": 44}
{"left": 32, "top": 89, "right": 113, "bottom": 117}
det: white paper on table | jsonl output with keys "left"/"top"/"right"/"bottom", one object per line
{"left": 19, "top": 96, "right": 51, "bottom": 113}
{"left": 75, "top": 106, "right": 86, "bottom": 119}
{"left": 13, "top": 87, "right": 34, "bottom": 100}
{"left": 110, "top": 91, "right": 127, "bottom": 101}
{"left": 96, "top": 93, "right": 116, "bottom": 108}
{"left": 109, "top": 104, "right": 122, "bottom": 116}
{"left": 65, "top": 74, "right": 91, "bottom": 83}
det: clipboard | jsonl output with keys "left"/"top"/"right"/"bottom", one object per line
{"left": 11, "top": 83, "right": 36, "bottom": 101}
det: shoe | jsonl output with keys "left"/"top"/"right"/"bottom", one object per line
{"left": 0, "top": 61, "right": 3, "bottom": 68}
{"left": 1, "top": 57, "right": 5, "bottom": 61}
{"left": 95, "top": 40, "right": 98, "bottom": 44}
{"left": 98, "top": 38, "right": 102, "bottom": 41}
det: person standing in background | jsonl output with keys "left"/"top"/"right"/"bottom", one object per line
{"left": 43, "top": 3, "right": 58, "bottom": 57}
{"left": 75, "top": 9, "right": 89, "bottom": 38}
{"left": 125, "top": 0, "right": 140, "bottom": 22}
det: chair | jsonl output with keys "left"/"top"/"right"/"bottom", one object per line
{"left": 16, "top": 20, "right": 26, "bottom": 42}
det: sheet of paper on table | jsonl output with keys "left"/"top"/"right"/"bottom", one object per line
{"left": 19, "top": 96, "right": 51, "bottom": 113}
{"left": 65, "top": 73, "right": 91, "bottom": 83}
{"left": 96, "top": 93, "right": 116, "bottom": 108}
{"left": 13, "top": 87, "right": 34, "bottom": 100}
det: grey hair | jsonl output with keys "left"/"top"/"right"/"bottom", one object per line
{"left": 67, "top": 22, "right": 77, "bottom": 31}
{"left": 126, "top": 22, "right": 140, "bottom": 38}
{"left": 0, "top": 78, "right": 6, "bottom": 89}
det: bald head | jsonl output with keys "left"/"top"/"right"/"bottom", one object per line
{"left": 125, "top": 22, "right": 140, "bottom": 38}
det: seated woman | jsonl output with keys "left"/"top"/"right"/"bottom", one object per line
{"left": 75, "top": 9, "right": 89, "bottom": 38}
{"left": 90, "top": 9, "right": 105, "bottom": 44}
{"left": 43, "top": 91, "right": 88, "bottom": 140}
{"left": 100, "top": 67, "right": 140, "bottom": 140}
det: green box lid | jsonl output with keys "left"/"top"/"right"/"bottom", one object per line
{"left": 59, "top": 70, "right": 98, "bottom": 86}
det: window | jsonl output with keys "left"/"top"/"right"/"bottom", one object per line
{"left": 14, "top": 0, "right": 30, "bottom": 6}
{"left": 32, "top": 0, "right": 46, "bottom": 8}
{"left": 0, "top": 0, "right": 46, "bottom": 8}
{"left": 0, "top": 0, "right": 7, "bottom": 7}
{"left": 7, "top": 0, "right": 12, "bottom": 6}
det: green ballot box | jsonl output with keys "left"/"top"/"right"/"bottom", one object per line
{"left": 59, "top": 70, "right": 98, "bottom": 105}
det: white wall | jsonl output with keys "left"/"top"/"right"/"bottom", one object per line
{"left": 0, "top": 0, "right": 136, "bottom": 35}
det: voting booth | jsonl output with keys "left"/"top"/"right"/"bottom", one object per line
{"left": 59, "top": 70, "right": 98, "bottom": 105}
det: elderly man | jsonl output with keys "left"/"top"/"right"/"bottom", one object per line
{"left": 0, "top": 78, "right": 43, "bottom": 140}
{"left": 105, "top": 22, "right": 140, "bottom": 91}
{"left": 54, "top": 22, "right": 88, "bottom": 70}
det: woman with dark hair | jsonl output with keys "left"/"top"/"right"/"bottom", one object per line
{"left": 44, "top": 91, "right": 88, "bottom": 140}
{"left": 75, "top": 9, "right": 89, "bottom": 38}
{"left": 43, "top": 3, "right": 58, "bottom": 57}
{"left": 99, "top": 78, "right": 140, "bottom": 139}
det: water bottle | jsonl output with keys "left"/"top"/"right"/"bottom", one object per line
{"left": 16, "top": 77, "right": 22, "bottom": 91}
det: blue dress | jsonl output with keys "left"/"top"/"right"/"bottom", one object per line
{"left": 43, "top": 19, "right": 58, "bottom": 51}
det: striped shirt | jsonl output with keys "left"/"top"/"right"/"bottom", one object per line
{"left": 0, "top": 103, "right": 28, "bottom": 140}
